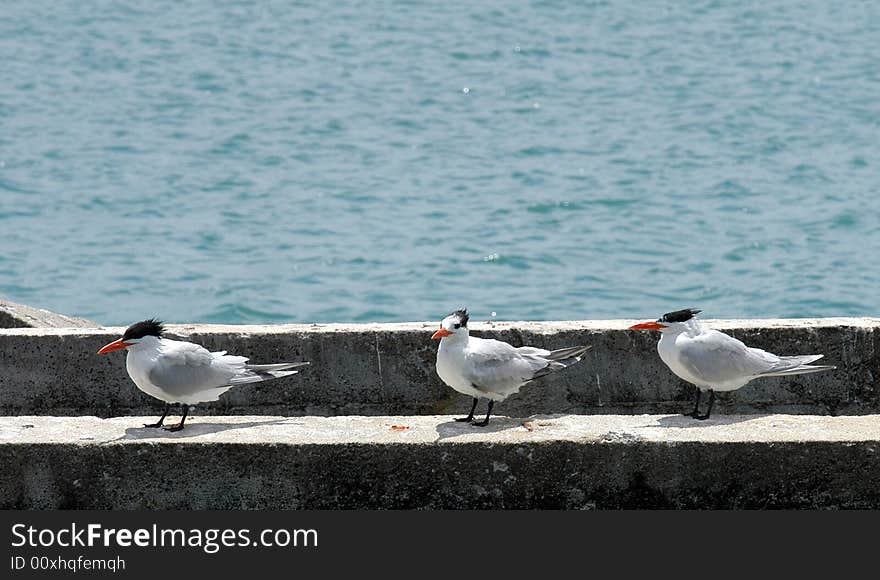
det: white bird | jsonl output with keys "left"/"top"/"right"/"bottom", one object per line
{"left": 97, "top": 319, "right": 308, "bottom": 431}
{"left": 629, "top": 308, "right": 835, "bottom": 420}
{"left": 432, "top": 309, "right": 591, "bottom": 426}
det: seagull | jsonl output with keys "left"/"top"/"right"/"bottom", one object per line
{"left": 432, "top": 308, "right": 591, "bottom": 426}
{"left": 97, "top": 319, "right": 308, "bottom": 431}
{"left": 629, "top": 308, "right": 835, "bottom": 420}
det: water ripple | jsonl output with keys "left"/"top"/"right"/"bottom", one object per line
{"left": 0, "top": 0, "right": 877, "bottom": 324}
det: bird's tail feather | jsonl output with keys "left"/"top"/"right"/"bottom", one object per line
{"left": 532, "top": 345, "right": 591, "bottom": 379}
{"left": 245, "top": 362, "right": 310, "bottom": 372}
{"left": 229, "top": 362, "right": 310, "bottom": 385}
{"left": 546, "top": 345, "right": 592, "bottom": 363}
{"left": 777, "top": 354, "right": 825, "bottom": 367}
{"left": 759, "top": 364, "right": 836, "bottom": 378}
{"left": 759, "top": 355, "right": 834, "bottom": 377}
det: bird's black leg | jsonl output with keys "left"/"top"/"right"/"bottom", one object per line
{"left": 455, "top": 398, "right": 479, "bottom": 422}
{"left": 695, "top": 391, "right": 715, "bottom": 421}
{"left": 472, "top": 401, "right": 494, "bottom": 427}
{"left": 144, "top": 404, "right": 170, "bottom": 428}
{"left": 164, "top": 404, "right": 189, "bottom": 432}
{"left": 684, "top": 389, "right": 701, "bottom": 418}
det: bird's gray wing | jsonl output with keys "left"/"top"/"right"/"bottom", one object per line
{"left": 464, "top": 338, "right": 550, "bottom": 393}
{"left": 148, "top": 342, "right": 238, "bottom": 396}
{"left": 677, "top": 330, "right": 774, "bottom": 384}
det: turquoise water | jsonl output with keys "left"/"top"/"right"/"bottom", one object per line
{"left": 1, "top": 1, "right": 878, "bottom": 325}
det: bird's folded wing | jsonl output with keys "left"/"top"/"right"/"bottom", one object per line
{"left": 465, "top": 340, "right": 550, "bottom": 391}
{"left": 161, "top": 341, "right": 218, "bottom": 367}
{"left": 148, "top": 360, "right": 237, "bottom": 393}
{"left": 678, "top": 331, "right": 774, "bottom": 383}
{"left": 514, "top": 346, "right": 551, "bottom": 357}
{"left": 148, "top": 342, "right": 237, "bottom": 393}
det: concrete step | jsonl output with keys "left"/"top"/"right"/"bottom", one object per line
{"left": 1, "top": 318, "right": 878, "bottom": 417}
{"left": 2, "top": 414, "right": 879, "bottom": 509}
{"left": 0, "top": 298, "right": 97, "bottom": 328}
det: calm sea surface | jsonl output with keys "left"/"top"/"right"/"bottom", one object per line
{"left": 1, "top": 1, "right": 878, "bottom": 325}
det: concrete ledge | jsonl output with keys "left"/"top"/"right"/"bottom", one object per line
{"left": 1, "top": 318, "right": 878, "bottom": 417}
{"left": 2, "top": 414, "right": 879, "bottom": 509}
{"left": 0, "top": 299, "right": 96, "bottom": 329}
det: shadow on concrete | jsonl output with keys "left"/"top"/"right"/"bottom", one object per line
{"left": 434, "top": 416, "right": 525, "bottom": 440}
{"left": 105, "top": 418, "right": 299, "bottom": 443}
{"left": 654, "top": 414, "right": 762, "bottom": 429}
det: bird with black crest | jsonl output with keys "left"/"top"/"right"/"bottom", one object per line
{"left": 629, "top": 308, "right": 835, "bottom": 419}
{"left": 431, "top": 308, "right": 591, "bottom": 426}
{"left": 97, "top": 319, "right": 309, "bottom": 431}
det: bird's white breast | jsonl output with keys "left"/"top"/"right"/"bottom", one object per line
{"left": 436, "top": 340, "right": 486, "bottom": 399}
{"left": 657, "top": 332, "right": 713, "bottom": 389}
{"left": 125, "top": 348, "right": 175, "bottom": 403}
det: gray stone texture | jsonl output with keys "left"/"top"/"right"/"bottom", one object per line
{"left": 0, "top": 299, "right": 96, "bottom": 329}
{"left": 0, "top": 318, "right": 877, "bottom": 417}
{"left": 2, "top": 415, "right": 878, "bottom": 509}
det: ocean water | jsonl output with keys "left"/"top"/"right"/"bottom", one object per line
{"left": 0, "top": 1, "right": 878, "bottom": 326}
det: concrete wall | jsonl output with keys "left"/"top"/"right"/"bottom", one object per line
{"left": 2, "top": 415, "right": 878, "bottom": 509}
{"left": 0, "top": 299, "right": 96, "bottom": 329}
{"left": 2, "top": 316, "right": 878, "bottom": 509}
{"left": 1, "top": 318, "right": 877, "bottom": 418}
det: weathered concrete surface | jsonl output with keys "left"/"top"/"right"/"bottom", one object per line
{"left": 0, "top": 299, "right": 96, "bottom": 329}
{"left": 2, "top": 414, "right": 879, "bottom": 509}
{"left": 0, "top": 318, "right": 877, "bottom": 417}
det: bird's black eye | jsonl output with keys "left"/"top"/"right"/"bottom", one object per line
{"left": 453, "top": 323, "right": 461, "bottom": 329}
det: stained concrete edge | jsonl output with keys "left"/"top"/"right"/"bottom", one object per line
{"left": 0, "top": 299, "right": 97, "bottom": 329}
{"left": 3, "top": 414, "right": 879, "bottom": 509}
{"left": 2, "top": 413, "right": 879, "bottom": 444}
{"left": 2, "top": 316, "right": 879, "bottom": 336}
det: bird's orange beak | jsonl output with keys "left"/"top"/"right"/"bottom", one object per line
{"left": 628, "top": 321, "right": 667, "bottom": 331}
{"left": 97, "top": 338, "right": 131, "bottom": 354}
{"left": 431, "top": 328, "right": 453, "bottom": 340}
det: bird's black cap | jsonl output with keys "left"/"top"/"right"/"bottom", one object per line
{"left": 660, "top": 308, "right": 701, "bottom": 323}
{"left": 450, "top": 308, "right": 469, "bottom": 327}
{"left": 122, "top": 319, "right": 165, "bottom": 340}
